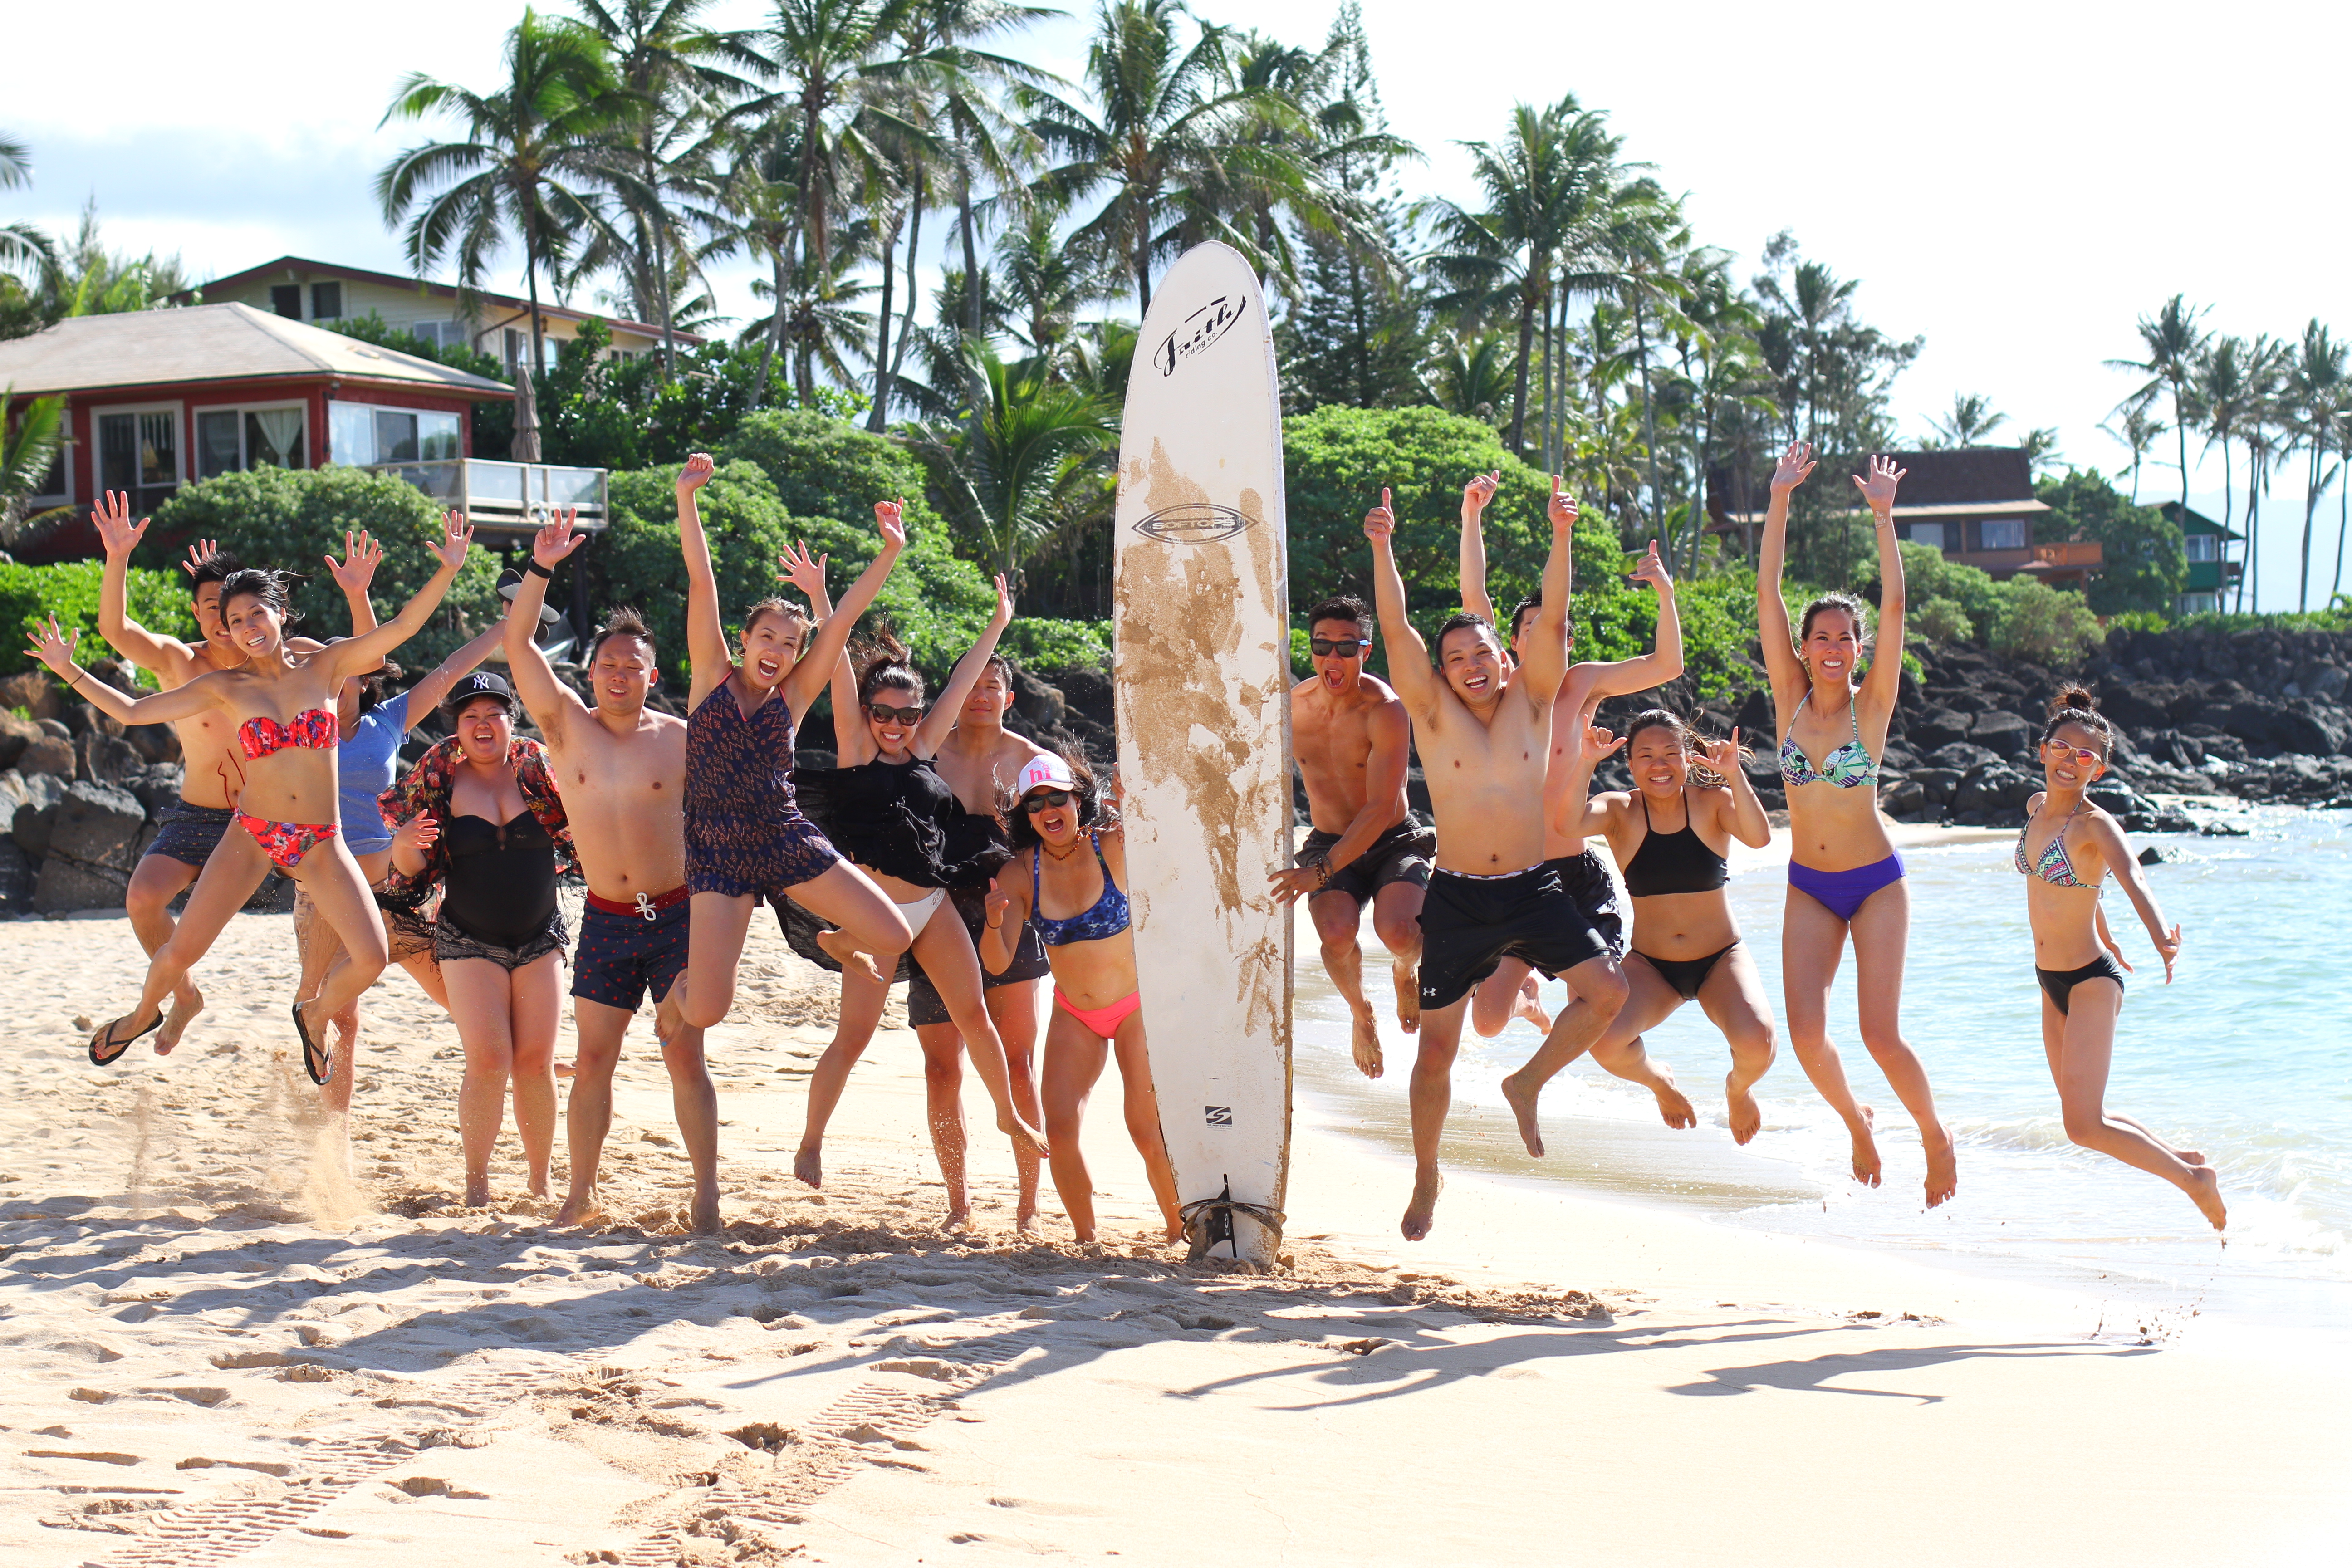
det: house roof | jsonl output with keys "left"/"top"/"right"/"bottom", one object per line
{"left": 172, "top": 255, "right": 700, "bottom": 344}
{"left": 0, "top": 304, "right": 514, "bottom": 400}
{"left": 2160, "top": 500, "right": 2244, "bottom": 540}
{"left": 1707, "top": 444, "right": 2050, "bottom": 526}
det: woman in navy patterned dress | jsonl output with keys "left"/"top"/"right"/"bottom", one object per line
{"left": 673, "top": 451, "right": 916, "bottom": 1031}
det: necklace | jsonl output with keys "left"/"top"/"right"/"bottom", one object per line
{"left": 1042, "top": 838, "right": 1083, "bottom": 861}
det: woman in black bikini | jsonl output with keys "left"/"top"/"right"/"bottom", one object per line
{"left": 2017, "top": 689, "right": 2223, "bottom": 1230}
{"left": 791, "top": 574, "right": 1050, "bottom": 1215}
{"left": 1563, "top": 711, "right": 1779, "bottom": 1143}
{"left": 382, "top": 671, "right": 576, "bottom": 1207}
{"left": 671, "top": 452, "right": 916, "bottom": 1033}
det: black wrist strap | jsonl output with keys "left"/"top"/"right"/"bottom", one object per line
{"left": 524, "top": 558, "right": 554, "bottom": 580}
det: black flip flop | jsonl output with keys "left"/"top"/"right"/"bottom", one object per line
{"left": 88, "top": 1009, "right": 163, "bottom": 1068}
{"left": 292, "top": 1000, "right": 333, "bottom": 1086}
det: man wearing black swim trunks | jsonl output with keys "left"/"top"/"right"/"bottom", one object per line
{"left": 1365, "top": 479, "right": 1626, "bottom": 1243}
{"left": 1269, "top": 595, "right": 1431, "bottom": 1080}
{"left": 507, "top": 516, "right": 720, "bottom": 1233}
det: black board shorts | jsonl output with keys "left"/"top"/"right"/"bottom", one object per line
{"left": 144, "top": 800, "right": 235, "bottom": 868}
{"left": 1547, "top": 848, "right": 1626, "bottom": 957}
{"left": 1416, "top": 862, "right": 1609, "bottom": 1012}
{"left": 907, "top": 885, "right": 1051, "bottom": 1029}
{"left": 1298, "top": 818, "right": 1436, "bottom": 908}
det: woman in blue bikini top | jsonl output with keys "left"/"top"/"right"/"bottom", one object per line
{"left": 1756, "top": 441, "right": 1956, "bottom": 1211}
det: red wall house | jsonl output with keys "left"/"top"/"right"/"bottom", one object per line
{"left": 0, "top": 303, "right": 512, "bottom": 561}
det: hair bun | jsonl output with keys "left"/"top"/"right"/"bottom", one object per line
{"left": 2050, "top": 686, "right": 2098, "bottom": 715}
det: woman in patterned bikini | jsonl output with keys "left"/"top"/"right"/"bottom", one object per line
{"left": 27, "top": 512, "right": 476, "bottom": 1083}
{"left": 2016, "top": 689, "right": 2223, "bottom": 1229}
{"left": 1758, "top": 442, "right": 1955, "bottom": 1207}
{"left": 670, "top": 452, "right": 916, "bottom": 1034}
{"left": 981, "top": 754, "right": 1181, "bottom": 1245}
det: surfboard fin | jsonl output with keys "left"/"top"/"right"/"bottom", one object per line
{"left": 1179, "top": 1178, "right": 1287, "bottom": 1264}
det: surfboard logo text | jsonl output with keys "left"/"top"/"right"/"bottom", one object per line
{"left": 1153, "top": 294, "right": 1250, "bottom": 376}
{"left": 1133, "top": 503, "right": 1254, "bottom": 545}
{"left": 1204, "top": 1106, "right": 1233, "bottom": 1126}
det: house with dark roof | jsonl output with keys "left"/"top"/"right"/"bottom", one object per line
{"left": 1710, "top": 446, "right": 2103, "bottom": 588}
{"left": 170, "top": 255, "right": 701, "bottom": 369}
{"left": 2158, "top": 501, "right": 2244, "bottom": 615}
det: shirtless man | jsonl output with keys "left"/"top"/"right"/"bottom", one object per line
{"left": 909, "top": 653, "right": 1054, "bottom": 1229}
{"left": 506, "top": 513, "right": 720, "bottom": 1232}
{"left": 1366, "top": 480, "right": 1626, "bottom": 1241}
{"left": 1269, "top": 595, "right": 1431, "bottom": 1079}
{"left": 1456, "top": 472, "right": 1690, "bottom": 1125}
{"left": 89, "top": 493, "right": 376, "bottom": 1054}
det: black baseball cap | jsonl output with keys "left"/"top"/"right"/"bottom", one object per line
{"left": 497, "top": 567, "right": 564, "bottom": 626}
{"left": 444, "top": 671, "right": 516, "bottom": 717}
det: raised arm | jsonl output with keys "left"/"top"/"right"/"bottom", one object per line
{"left": 1756, "top": 440, "right": 1815, "bottom": 703}
{"left": 323, "top": 529, "right": 383, "bottom": 637}
{"left": 407, "top": 616, "right": 509, "bottom": 728}
{"left": 1268, "top": 693, "right": 1411, "bottom": 905}
{"left": 24, "top": 617, "right": 225, "bottom": 728}
{"left": 1457, "top": 471, "right": 1501, "bottom": 624}
{"left": 1365, "top": 487, "right": 1440, "bottom": 720}
{"left": 1516, "top": 478, "right": 1578, "bottom": 714}
{"left": 676, "top": 452, "right": 733, "bottom": 704}
{"left": 2091, "top": 813, "right": 2183, "bottom": 984}
{"left": 317, "top": 511, "right": 473, "bottom": 681}
{"left": 1702, "top": 726, "right": 1774, "bottom": 848}
{"left": 1853, "top": 454, "right": 1909, "bottom": 719}
{"left": 505, "top": 512, "right": 592, "bottom": 740}
{"left": 1574, "top": 537, "right": 1686, "bottom": 701}
{"left": 916, "top": 574, "right": 1014, "bottom": 757}
{"left": 1548, "top": 720, "right": 1622, "bottom": 843}
{"left": 89, "top": 493, "right": 192, "bottom": 676}
{"left": 779, "top": 541, "right": 865, "bottom": 764}
{"left": 783, "top": 499, "right": 906, "bottom": 720}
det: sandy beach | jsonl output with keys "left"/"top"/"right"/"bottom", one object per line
{"left": 2, "top": 895, "right": 2345, "bottom": 1567}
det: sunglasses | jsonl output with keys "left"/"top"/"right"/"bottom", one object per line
{"left": 1309, "top": 637, "right": 1372, "bottom": 657}
{"left": 866, "top": 701, "right": 925, "bottom": 725}
{"left": 1022, "top": 789, "right": 1074, "bottom": 813}
{"left": 2044, "top": 740, "right": 2105, "bottom": 767}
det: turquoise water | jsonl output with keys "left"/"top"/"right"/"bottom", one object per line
{"left": 1294, "top": 804, "right": 2352, "bottom": 1328}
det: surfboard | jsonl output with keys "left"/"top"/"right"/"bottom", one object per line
{"left": 1112, "top": 242, "right": 1294, "bottom": 1267}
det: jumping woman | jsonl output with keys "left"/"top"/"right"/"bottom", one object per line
{"left": 671, "top": 451, "right": 916, "bottom": 1034}
{"left": 1758, "top": 443, "right": 1956, "bottom": 1206}
{"left": 2018, "top": 689, "right": 2222, "bottom": 1229}
{"left": 1561, "top": 711, "right": 1779, "bottom": 1142}
{"left": 30, "top": 512, "right": 476, "bottom": 1082}
{"left": 792, "top": 569, "right": 1050, "bottom": 1212}
{"left": 982, "top": 754, "right": 1181, "bottom": 1244}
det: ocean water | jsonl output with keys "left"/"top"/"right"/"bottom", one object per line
{"left": 1292, "top": 803, "right": 2352, "bottom": 1329}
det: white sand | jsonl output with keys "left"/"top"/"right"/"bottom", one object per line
{"left": 1, "top": 905, "right": 2344, "bottom": 1567}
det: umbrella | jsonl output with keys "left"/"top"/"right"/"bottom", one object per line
{"left": 509, "top": 360, "right": 542, "bottom": 463}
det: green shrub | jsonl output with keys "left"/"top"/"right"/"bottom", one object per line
{"left": 2037, "top": 470, "right": 2184, "bottom": 617}
{"left": 144, "top": 466, "right": 505, "bottom": 669}
{"left": 2102, "top": 609, "right": 2171, "bottom": 635}
{"left": 1990, "top": 577, "right": 2102, "bottom": 665}
{"left": 0, "top": 559, "right": 192, "bottom": 681}
{"left": 1910, "top": 595, "right": 1975, "bottom": 644}
{"left": 1000, "top": 617, "right": 1112, "bottom": 676}
{"left": 1891, "top": 542, "right": 2002, "bottom": 642}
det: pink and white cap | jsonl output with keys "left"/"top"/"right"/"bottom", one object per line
{"left": 1014, "top": 754, "right": 1077, "bottom": 797}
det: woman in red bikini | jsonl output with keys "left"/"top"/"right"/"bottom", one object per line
{"left": 981, "top": 754, "right": 1181, "bottom": 1244}
{"left": 26, "top": 511, "right": 476, "bottom": 1083}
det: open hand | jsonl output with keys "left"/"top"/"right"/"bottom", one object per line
{"left": 23, "top": 613, "right": 78, "bottom": 677}
{"left": 1627, "top": 537, "right": 1671, "bottom": 592}
{"left": 1852, "top": 453, "right": 1907, "bottom": 514}
{"left": 532, "top": 510, "right": 588, "bottom": 570}
{"left": 1547, "top": 475, "right": 1578, "bottom": 531}
{"left": 180, "top": 537, "right": 227, "bottom": 578}
{"left": 874, "top": 497, "right": 908, "bottom": 550}
{"left": 2099, "top": 919, "right": 2136, "bottom": 974}
{"left": 1461, "top": 471, "right": 1500, "bottom": 513}
{"left": 429, "top": 510, "right": 474, "bottom": 572}
{"left": 1772, "top": 441, "right": 1817, "bottom": 493}
{"left": 1267, "top": 863, "right": 1323, "bottom": 906}
{"left": 393, "top": 813, "right": 441, "bottom": 854}
{"left": 92, "top": 492, "right": 147, "bottom": 558}
{"left": 989, "top": 573, "right": 1015, "bottom": 628}
{"left": 775, "top": 540, "right": 828, "bottom": 603}
{"left": 325, "top": 529, "right": 383, "bottom": 593}
{"left": 1362, "top": 487, "right": 1396, "bottom": 544}
{"left": 677, "top": 452, "right": 715, "bottom": 494}
{"left": 2153, "top": 922, "right": 2183, "bottom": 985}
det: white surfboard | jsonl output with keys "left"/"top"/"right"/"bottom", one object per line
{"left": 1112, "top": 242, "right": 1294, "bottom": 1267}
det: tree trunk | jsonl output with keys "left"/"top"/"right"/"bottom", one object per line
{"left": 867, "top": 201, "right": 904, "bottom": 433}
{"left": 2245, "top": 442, "right": 2262, "bottom": 612}
{"left": 754, "top": 242, "right": 789, "bottom": 409}
{"left": 1506, "top": 264, "right": 1539, "bottom": 456}
{"left": 959, "top": 165, "right": 983, "bottom": 337}
{"left": 1633, "top": 290, "right": 1661, "bottom": 539}
{"left": 2299, "top": 438, "right": 2323, "bottom": 612}
{"left": 2333, "top": 469, "right": 2348, "bottom": 603}
{"left": 523, "top": 217, "right": 547, "bottom": 378}
{"left": 886, "top": 180, "right": 924, "bottom": 401}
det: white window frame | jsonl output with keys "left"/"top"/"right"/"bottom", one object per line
{"left": 328, "top": 400, "right": 465, "bottom": 466}
{"left": 2183, "top": 534, "right": 2219, "bottom": 563}
{"left": 192, "top": 399, "right": 310, "bottom": 479}
{"left": 91, "top": 400, "right": 186, "bottom": 502}
{"left": 1979, "top": 517, "right": 2027, "bottom": 551}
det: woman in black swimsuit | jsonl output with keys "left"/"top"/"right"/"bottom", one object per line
{"left": 791, "top": 576, "right": 1050, "bottom": 1215}
{"left": 382, "top": 673, "right": 577, "bottom": 1207}
{"left": 1563, "top": 710, "right": 1779, "bottom": 1145}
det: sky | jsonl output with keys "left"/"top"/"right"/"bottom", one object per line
{"left": 10, "top": 0, "right": 2348, "bottom": 608}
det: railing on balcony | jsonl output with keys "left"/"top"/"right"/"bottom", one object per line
{"left": 369, "top": 458, "right": 609, "bottom": 534}
{"left": 2030, "top": 540, "right": 2103, "bottom": 569}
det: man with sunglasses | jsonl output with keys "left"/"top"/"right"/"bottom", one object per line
{"left": 1269, "top": 596, "right": 1432, "bottom": 1079}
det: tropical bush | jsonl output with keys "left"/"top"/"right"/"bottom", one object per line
{"left": 1991, "top": 576, "right": 2103, "bottom": 665}
{"left": 1000, "top": 617, "right": 1113, "bottom": 676}
{"left": 0, "top": 559, "right": 191, "bottom": 680}
{"left": 1909, "top": 596, "right": 1975, "bottom": 644}
{"left": 143, "top": 466, "right": 505, "bottom": 668}
{"left": 2037, "top": 470, "right": 2185, "bottom": 617}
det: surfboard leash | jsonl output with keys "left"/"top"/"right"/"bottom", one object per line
{"left": 1180, "top": 1178, "right": 1288, "bottom": 1264}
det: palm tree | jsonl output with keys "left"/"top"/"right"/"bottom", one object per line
{"left": 2108, "top": 294, "right": 2209, "bottom": 524}
{"left": 0, "top": 134, "right": 58, "bottom": 287}
{"left": 1926, "top": 392, "right": 2009, "bottom": 447}
{"left": 2192, "top": 336, "right": 2250, "bottom": 596}
{"left": 378, "top": 9, "right": 640, "bottom": 376}
{"left": 912, "top": 338, "right": 1117, "bottom": 580}
{"left": 1423, "top": 328, "right": 1515, "bottom": 425}
{"left": 1, "top": 384, "right": 64, "bottom": 543}
{"left": 995, "top": 204, "right": 1109, "bottom": 361}
{"left": 742, "top": 209, "right": 882, "bottom": 401}
{"left": 2235, "top": 336, "right": 2289, "bottom": 613}
{"left": 2287, "top": 319, "right": 2346, "bottom": 612}
{"left": 1020, "top": 0, "right": 1329, "bottom": 314}
{"left": 2097, "top": 404, "right": 2165, "bottom": 501}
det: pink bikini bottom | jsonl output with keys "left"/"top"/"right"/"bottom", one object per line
{"left": 1053, "top": 987, "right": 1142, "bottom": 1039}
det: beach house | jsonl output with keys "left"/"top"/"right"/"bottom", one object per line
{"left": 2159, "top": 501, "right": 2245, "bottom": 615}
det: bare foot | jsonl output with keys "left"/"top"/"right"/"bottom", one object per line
{"left": 463, "top": 1177, "right": 491, "bottom": 1207}
{"left": 1848, "top": 1105, "right": 1882, "bottom": 1188}
{"left": 1162, "top": 1216, "right": 1184, "bottom": 1244}
{"left": 1401, "top": 1168, "right": 1443, "bottom": 1241}
{"left": 794, "top": 1145, "right": 823, "bottom": 1190}
{"left": 1498, "top": 1070, "right": 1546, "bottom": 1158}
{"left": 1922, "top": 1124, "right": 1957, "bottom": 1209}
{"left": 1726, "top": 1076, "right": 1763, "bottom": 1145}
{"left": 2183, "top": 1165, "right": 2227, "bottom": 1231}
{"left": 1511, "top": 975, "right": 1553, "bottom": 1034}
{"left": 1349, "top": 1008, "right": 1385, "bottom": 1079}
{"left": 2174, "top": 1147, "right": 2207, "bottom": 1167}
{"left": 1015, "top": 1197, "right": 1039, "bottom": 1235}
{"left": 553, "top": 1061, "right": 577, "bottom": 1080}
{"left": 943, "top": 1204, "right": 972, "bottom": 1231}
{"left": 688, "top": 1189, "right": 722, "bottom": 1234}
{"left": 1392, "top": 963, "right": 1420, "bottom": 1036}
{"left": 995, "top": 1111, "right": 1052, "bottom": 1160}
{"left": 157, "top": 980, "right": 204, "bottom": 1055}
{"left": 1648, "top": 1058, "right": 1696, "bottom": 1130}
{"left": 817, "top": 927, "right": 884, "bottom": 985}
{"left": 654, "top": 981, "right": 687, "bottom": 1046}
{"left": 527, "top": 1171, "right": 552, "bottom": 1200}
{"left": 553, "top": 1191, "right": 604, "bottom": 1227}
